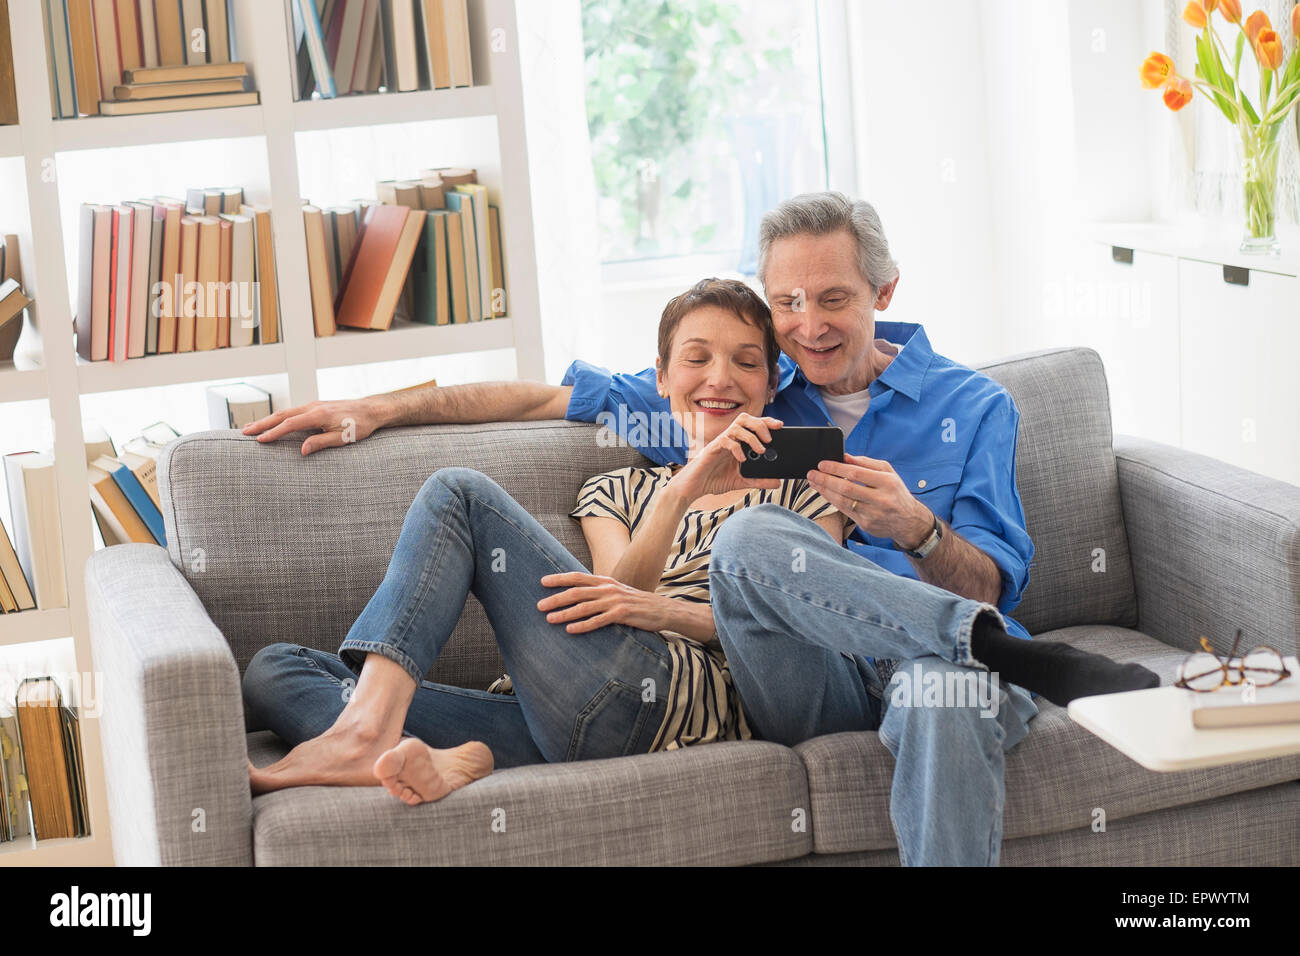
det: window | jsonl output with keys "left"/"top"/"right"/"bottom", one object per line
{"left": 581, "top": 0, "right": 830, "bottom": 276}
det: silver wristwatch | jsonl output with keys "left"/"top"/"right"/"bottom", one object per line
{"left": 902, "top": 513, "right": 942, "bottom": 560}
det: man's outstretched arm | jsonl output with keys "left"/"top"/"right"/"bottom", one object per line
{"left": 241, "top": 380, "right": 573, "bottom": 456}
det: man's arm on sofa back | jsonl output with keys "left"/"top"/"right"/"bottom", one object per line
{"left": 1115, "top": 435, "right": 1300, "bottom": 658}
{"left": 243, "top": 380, "right": 574, "bottom": 456}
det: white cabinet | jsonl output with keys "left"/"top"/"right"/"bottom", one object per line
{"left": 1178, "top": 260, "right": 1300, "bottom": 486}
{"left": 1080, "top": 242, "right": 1182, "bottom": 447}
{"left": 1077, "top": 225, "right": 1300, "bottom": 487}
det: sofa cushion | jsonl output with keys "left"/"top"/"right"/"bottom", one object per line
{"left": 159, "top": 421, "right": 651, "bottom": 688}
{"left": 976, "top": 348, "right": 1138, "bottom": 634}
{"left": 246, "top": 736, "right": 811, "bottom": 865}
{"left": 795, "top": 625, "right": 1300, "bottom": 855}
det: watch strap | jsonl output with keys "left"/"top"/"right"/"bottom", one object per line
{"left": 903, "top": 514, "right": 942, "bottom": 559}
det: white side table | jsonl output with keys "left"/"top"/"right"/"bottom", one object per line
{"left": 1068, "top": 679, "right": 1300, "bottom": 772}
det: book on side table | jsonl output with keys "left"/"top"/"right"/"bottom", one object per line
{"left": 1069, "top": 657, "right": 1300, "bottom": 772}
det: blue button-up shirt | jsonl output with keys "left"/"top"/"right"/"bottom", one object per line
{"left": 562, "top": 320, "right": 1034, "bottom": 640}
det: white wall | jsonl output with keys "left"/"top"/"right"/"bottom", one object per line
{"left": 844, "top": 0, "right": 1003, "bottom": 367}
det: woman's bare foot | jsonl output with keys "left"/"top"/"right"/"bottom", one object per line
{"left": 248, "top": 723, "right": 401, "bottom": 795}
{"left": 373, "top": 738, "right": 494, "bottom": 805}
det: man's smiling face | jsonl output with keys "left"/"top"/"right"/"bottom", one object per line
{"left": 763, "top": 229, "right": 897, "bottom": 396}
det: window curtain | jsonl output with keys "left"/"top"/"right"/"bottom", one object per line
{"left": 1160, "top": 0, "right": 1300, "bottom": 226}
{"left": 515, "top": 0, "right": 605, "bottom": 384}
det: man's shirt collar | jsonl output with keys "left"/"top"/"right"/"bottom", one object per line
{"left": 777, "top": 321, "right": 934, "bottom": 403}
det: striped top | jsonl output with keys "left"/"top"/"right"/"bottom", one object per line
{"left": 569, "top": 466, "right": 841, "bottom": 752}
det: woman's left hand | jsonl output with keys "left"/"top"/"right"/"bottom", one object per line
{"left": 537, "top": 572, "right": 672, "bottom": 634}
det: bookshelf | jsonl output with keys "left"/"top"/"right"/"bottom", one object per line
{"left": 0, "top": 0, "right": 543, "bottom": 866}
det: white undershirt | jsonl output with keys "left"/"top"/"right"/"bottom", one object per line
{"left": 818, "top": 341, "right": 903, "bottom": 435}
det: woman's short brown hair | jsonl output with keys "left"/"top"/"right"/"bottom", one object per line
{"left": 657, "top": 278, "right": 779, "bottom": 384}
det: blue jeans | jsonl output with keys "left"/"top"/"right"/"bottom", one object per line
{"left": 242, "top": 467, "right": 672, "bottom": 767}
{"left": 708, "top": 503, "right": 1039, "bottom": 866}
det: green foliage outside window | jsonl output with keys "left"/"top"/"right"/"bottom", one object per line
{"left": 581, "top": 0, "right": 796, "bottom": 260}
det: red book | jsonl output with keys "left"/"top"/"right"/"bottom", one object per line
{"left": 335, "top": 204, "right": 415, "bottom": 329}
{"left": 109, "top": 206, "right": 134, "bottom": 362}
{"left": 324, "top": 1, "right": 346, "bottom": 77}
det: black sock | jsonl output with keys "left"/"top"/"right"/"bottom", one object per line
{"left": 969, "top": 610, "right": 1161, "bottom": 707}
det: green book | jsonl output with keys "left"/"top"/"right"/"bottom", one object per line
{"left": 411, "top": 212, "right": 451, "bottom": 326}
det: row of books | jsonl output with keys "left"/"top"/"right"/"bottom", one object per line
{"left": 0, "top": 231, "right": 28, "bottom": 363}
{"left": 0, "top": 2, "right": 16, "bottom": 125}
{"left": 43, "top": 0, "right": 259, "bottom": 118}
{"left": 73, "top": 185, "right": 281, "bottom": 363}
{"left": 306, "top": 166, "right": 505, "bottom": 334}
{"left": 292, "top": 0, "right": 473, "bottom": 99}
{"left": 1, "top": 677, "right": 89, "bottom": 842}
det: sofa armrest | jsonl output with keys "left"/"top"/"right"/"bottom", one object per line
{"left": 1114, "top": 435, "right": 1300, "bottom": 657}
{"left": 85, "top": 543, "right": 251, "bottom": 865}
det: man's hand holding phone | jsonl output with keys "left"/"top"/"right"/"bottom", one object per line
{"left": 807, "top": 454, "right": 934, "bottom": 550}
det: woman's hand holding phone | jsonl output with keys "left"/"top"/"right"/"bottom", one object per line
{"left": 667, "top": 412, "right": 784, "bottom": 501}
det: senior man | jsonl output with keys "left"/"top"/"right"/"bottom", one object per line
{"left": 244, "top": 191, "right": 1156, "bottom": 865}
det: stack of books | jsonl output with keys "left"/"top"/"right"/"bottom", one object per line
{"left": 0, "top": 1, "right": 17, "bottom": 125}
{"left": 42, "top": 0, "right": 259, "bottom": 118}
{"left": 0, "top": 231, "right": 30, "bottom": 363}
{"left": 8, "top": 677, "right": 89, "bottom": 842}
{"left": 293, "top": 0, "right": 473, "bottom": 99}
{"left": 73, "top": 185, "right": 281, "bottom": 362}
{"left": 84, "top": 420, "right": 174, "bottom": 549}
{"left": 1, "top": 450, "right": 64, "bottom": 613}
{"left": 305, "top": 166, "right": 505, "bottom": 335}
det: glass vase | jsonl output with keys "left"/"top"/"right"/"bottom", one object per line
{"left": 1239, "top": 127, "right": 1282, "bottom": 255}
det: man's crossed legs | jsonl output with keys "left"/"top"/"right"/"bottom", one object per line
{"left": 708, "top": 504, "right": 1154, "bottom": 866}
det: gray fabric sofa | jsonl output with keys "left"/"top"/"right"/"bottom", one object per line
{"left": 84, "top": 346, "right": 1300, "bottom": 866}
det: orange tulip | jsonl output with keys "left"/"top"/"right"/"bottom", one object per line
{"left": 1140, "top": 52, "right": 1176, "bottom": 88}
{"left": 1201, "top": 0, "right": 1218, "bottom": 10}
{"left": 1255, "top": 28, "right": 1284, "bottom": 69}
{"left": 1219, "top": 0, "right": 1241, "bottom": 23}
{"left": 1183, "top": 1, "right": 1207, "bottom": 28}
{"left": 1163, "top": 76, "right": 1194, "bottom": 111}
{"left": 1292, "top": 4, "right": 1299, "bottom": 38}
{"left": 1245, "top": 10, "right": 1271, "bottom": 45}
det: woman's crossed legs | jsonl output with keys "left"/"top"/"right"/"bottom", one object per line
{"left": 241, "top": 468, "right": 671, "bottom": 804}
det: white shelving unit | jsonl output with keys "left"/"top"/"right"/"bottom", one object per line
{"left": 0, "top": 0, "right": 543, "bottom": 865}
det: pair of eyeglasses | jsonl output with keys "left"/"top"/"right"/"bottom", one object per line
{"left": 1174, "top": 629, "right": 1291, "bottom": 692}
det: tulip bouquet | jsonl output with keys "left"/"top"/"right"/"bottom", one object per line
{"left": 1141, "top": 0, "right": 1300, "bottom": 253}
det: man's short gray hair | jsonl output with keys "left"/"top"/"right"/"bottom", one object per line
{"left": 756, "top": 191, "right": 899, "bottom": 296}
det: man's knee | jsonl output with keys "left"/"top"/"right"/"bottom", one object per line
{"left": 712, "top": 502, "right": 804, "bottom": 569}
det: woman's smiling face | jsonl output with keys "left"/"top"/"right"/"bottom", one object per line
{"left": 656, "top": 305, "right": 776, "bottom": 451}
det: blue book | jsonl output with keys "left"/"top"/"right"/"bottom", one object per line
{"left": 297, "top": 0, "right": 335, "bottom": 99}
{"left": 102, "top": 459, "right": 166, "bottom": 546}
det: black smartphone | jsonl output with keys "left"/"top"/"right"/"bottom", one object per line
{"left": 739, "top": 426, "right": 844, "bottom": 480}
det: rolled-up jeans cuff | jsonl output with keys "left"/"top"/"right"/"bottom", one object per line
{"left": 337, "top": 639, "right": 424, "bottom": 686}
{"left": 955, "top": 601, "right": 1007, "bottom": 670}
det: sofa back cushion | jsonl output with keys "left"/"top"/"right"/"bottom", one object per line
{"left": 159, "top": 420, "right": 651, "bottom": 688}
{"left": 975, "top": 347, "right": 1137, "bottom": 634}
